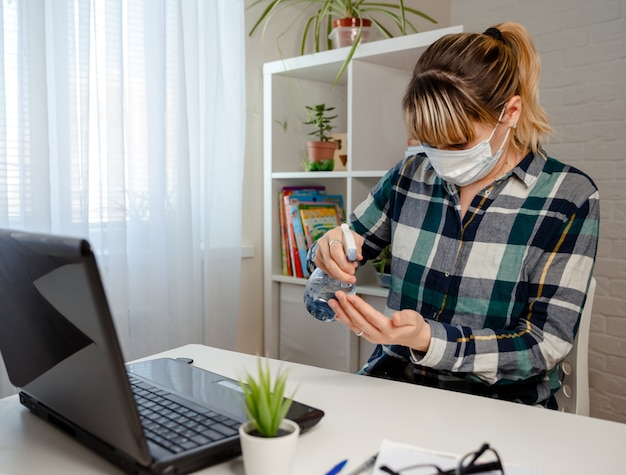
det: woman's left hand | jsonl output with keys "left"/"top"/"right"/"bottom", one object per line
{"left": 329, "top": 291, "right": 431, "bottom": 352}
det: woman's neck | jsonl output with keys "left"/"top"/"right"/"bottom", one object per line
{"left": 458, "top": 144, "right": 529, "bottom": 218}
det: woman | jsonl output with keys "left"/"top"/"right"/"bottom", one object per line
{"left": 307, "top": 22, "right": 599, "bottom": 408}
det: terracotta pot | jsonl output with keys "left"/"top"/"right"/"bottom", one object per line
{"left": 306, "top": 141, "right": 337, "bottom": 162}
{"left": 332, "top": 18, "right": 372, "bottom": 29}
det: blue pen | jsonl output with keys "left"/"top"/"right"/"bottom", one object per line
{"left": 325, "top": 458, "right": 348, "bottom": 475}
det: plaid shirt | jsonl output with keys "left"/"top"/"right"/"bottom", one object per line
{"left": 350, "top": 150, "right": 599, "bottom": 407}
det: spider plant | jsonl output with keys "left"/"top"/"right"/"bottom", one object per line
{"left": 248, "top": 0, "right": 437, "bottom": 83}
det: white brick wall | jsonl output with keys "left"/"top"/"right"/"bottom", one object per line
{"left": 451, "top": 0, "right": 626, "bottom": 423}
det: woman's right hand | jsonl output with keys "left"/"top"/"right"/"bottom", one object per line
{"left": 313, "top": 226, "right": 363, "bottom": 284}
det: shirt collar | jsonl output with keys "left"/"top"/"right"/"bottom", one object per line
{"left": 508, "top": 150, "right": 546, "bottom": 189}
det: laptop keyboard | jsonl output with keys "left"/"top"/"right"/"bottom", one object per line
{"left": 128, "top": 376, "right": 241, "bottom": 454}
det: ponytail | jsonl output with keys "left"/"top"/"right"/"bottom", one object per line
{"left": 496, "top": 22, "right": 551, "bottom": 154}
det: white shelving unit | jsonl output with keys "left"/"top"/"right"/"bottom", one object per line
{"left": 263, "top": 26, "right": 463, "bottom": 372}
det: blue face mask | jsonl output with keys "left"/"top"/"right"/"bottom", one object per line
{"left": 422, "top": 110, "right": 510, "bottom": 187}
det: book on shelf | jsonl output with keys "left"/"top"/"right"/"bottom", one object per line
{"left": 288, "top": 197, "right": 313, "bottom": 278}
{"left": 278, "top": 186, "right": 345, "bottom": 278}
{"left": 279, "top": 186, "right": 325, "bottom": 278}
{"left": 277, "top": 191, "right": 290, "bottom": 276}
{"left": 287, "top": 193, "right": 344, "bottom": 278}
{"left": 299, "top": 202, "right": 341, "bottom": 249}
{"left": 317, "top": 194, "right": 345, "bottom": 222}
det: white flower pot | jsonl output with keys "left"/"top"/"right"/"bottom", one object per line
{"left": 239, "top": 419, "right": 300, "bottom": 475}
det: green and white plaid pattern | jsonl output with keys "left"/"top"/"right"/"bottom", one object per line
{"left": 351, "top": 150, "right": 599, "bottom": 407}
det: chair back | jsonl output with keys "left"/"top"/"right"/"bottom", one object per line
{"left": 555, "top": 277, "right": 596, "bottom": 416}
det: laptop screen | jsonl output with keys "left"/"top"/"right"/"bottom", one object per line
{"left": 0, "top": 229, "right": 152, "bottom": 466}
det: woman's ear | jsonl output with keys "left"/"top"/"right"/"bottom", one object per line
{"left": 504, "top": 95, "right": 522, "bottom": 127}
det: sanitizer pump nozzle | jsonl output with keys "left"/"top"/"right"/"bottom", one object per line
{"left": 304, "top": 223, "right": 357, "bottom": 322}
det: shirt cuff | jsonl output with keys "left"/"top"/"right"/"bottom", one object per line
{"left": 409, "top": 321, "right": 448, "bottom": 368}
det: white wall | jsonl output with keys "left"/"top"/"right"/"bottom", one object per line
{"left": 451, "top": 0, "right": 626, "bottom": 425}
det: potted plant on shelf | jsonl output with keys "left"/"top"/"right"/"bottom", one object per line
{"left": 248, "top": 0, "right": 437, "bottom": 83}
{"left": 238, "top": 358, "right": 299, "bottom": 475}
{"left": 304, "top": 103, "right": 338, "bottom": 171}
{"left": 371, "top": 244, "right": 392, "bottom": 288}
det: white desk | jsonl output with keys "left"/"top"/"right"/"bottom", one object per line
{"left": 1, "top": 344, "right": 625, "bottom": 474}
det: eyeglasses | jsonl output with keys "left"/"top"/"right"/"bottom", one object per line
{"left": 380, "top": 443, "right": 504, "bottom": 475}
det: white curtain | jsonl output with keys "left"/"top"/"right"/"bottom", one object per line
{"left": 0, "top": 0, "right": 245, "bottom": 397}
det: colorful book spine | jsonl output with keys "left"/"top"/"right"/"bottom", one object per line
{"left": 289, "top": 199, "right": 311, "bottom": 278}
{"left": 279, "top": 186, "right": 325, "bottom": 277}
{"left": 278, "top": 191, "right": 290, "bottom": 275}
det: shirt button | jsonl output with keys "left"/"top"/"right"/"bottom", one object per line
{"left": 444, "top": 271, "right": 450, "bottom": 277}
{"left": 485, "top": 189, "right": 491, "bottom": 196}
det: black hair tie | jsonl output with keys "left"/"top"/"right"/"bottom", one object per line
{"left": 483, "top": 27, "right": 503, "bottom": 42}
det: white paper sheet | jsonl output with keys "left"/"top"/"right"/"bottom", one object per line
{"left": 373, "top": 439, "right": 542, "bottom": 475}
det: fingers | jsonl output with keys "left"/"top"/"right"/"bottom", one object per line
{"left": 330, "top": 296, "right": 430, "bottom": 350}
{"left": 313, "top": 229, "right": 340, "bottom": 273}
{"left": 330, "top": 292, "right": 384, "bottom": 339}
{"left": 314, "top": 227, "right": 360, "bottom": 283}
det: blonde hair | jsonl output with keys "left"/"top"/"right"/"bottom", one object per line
{"left": 403, "top": 22, "right": 551, "bottom": 154}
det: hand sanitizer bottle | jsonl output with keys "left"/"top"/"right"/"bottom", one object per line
{"left": 304, "top": 224, "right": 357, "bottom": 322}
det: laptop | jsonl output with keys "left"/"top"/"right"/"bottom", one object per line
{"left": 0, "top": 229, "right": 324, "bottom": 474}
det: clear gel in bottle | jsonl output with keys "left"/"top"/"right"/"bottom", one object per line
{"left": 304, "top": 224, "right": 357, "bottom": 322}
